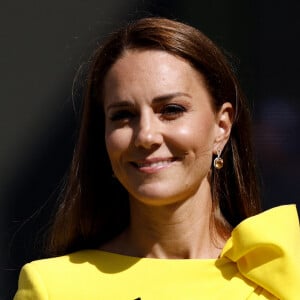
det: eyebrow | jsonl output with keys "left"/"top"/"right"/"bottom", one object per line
{"left": 152, "top": 92, "right": 191, "bottom": 103}
{"left": 105, "top": 92, "right": 191, "bottom": 112}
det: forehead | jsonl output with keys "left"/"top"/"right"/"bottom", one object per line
{"left": 103, "top": 49, "right": 207, "bottom": 93}
{"left": 111, "top": 49, "right": 195, "bottom": 72}
{"left": 102, "top": 49, "right": 216, "bottom": 115}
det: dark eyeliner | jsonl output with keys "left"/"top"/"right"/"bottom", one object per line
{"left": 109, "top": 110, "right": 134, "bottom": 121}
{"left": 162, "top": 104, "right": 186, "bottom": 114}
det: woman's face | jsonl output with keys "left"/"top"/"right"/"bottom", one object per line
{"left": 103, "top": 49, "right": 231, "bottom": 206}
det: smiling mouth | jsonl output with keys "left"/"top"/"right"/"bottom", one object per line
{"left": 131, "top": 158, "right": 178, "bottom": 170}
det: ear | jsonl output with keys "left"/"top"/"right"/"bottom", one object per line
{"left": 213, "top": 102, "right": 234, "bottom": 154}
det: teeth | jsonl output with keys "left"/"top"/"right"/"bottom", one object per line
{"left": 137, "top": 160, "right": 172, "bottom": 168}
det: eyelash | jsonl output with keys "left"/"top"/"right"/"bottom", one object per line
{"left": 161, "top": 104, "right": 186, "bottom": 118}
{"left": 109, "top": 104, "right": 187, "bottom": 122}
{"left": 110, "top": 110, "right": 135, "bottom": 121}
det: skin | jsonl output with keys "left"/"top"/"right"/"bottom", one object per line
{"left": 102, "top": 49, "right": 233, "bottom": 259}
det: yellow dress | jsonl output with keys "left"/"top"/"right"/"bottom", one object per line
{"left": 14, "top": 205, "right": 300, "bottom": 299}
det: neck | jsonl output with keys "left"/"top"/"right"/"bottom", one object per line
{"left": 125, "top": 194, "right": 223, "bottom": 259}
{"left": 100, "top": 180, "right": 227, "bottom": 259}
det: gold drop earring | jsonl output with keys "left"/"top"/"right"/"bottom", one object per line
{"left": 213, "top": 149, "right": 223, "bottom": 169}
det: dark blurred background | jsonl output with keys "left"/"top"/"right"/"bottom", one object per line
{"left": 1, "top": 1, "right": 299, "bottom": 299}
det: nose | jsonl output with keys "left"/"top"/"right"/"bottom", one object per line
{"left": 134, "top": 111, "right": 163, "bottom": 149}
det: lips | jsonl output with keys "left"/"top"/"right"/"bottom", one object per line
{"left": 131, "top": 157, "right": 177, "bottom": 171}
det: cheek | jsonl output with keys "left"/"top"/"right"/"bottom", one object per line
{"left": 171, "top": 119, "right": 215, "bottom": 152}
{"left": 105, "top": 129, "right": 132, "bottom": 159}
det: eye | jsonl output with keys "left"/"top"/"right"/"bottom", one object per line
{"left": 160, "top": 104, "right": 186, "bottom": 119}
{"left": 109, "top": 109, "right": 135, "bottom": 122}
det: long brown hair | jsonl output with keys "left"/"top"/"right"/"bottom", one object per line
{"left": 46, "top": 17, "right": 261, "bottom": 256}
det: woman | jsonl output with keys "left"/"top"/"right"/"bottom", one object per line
{"left": 14, "top": 17, "right": 299, "bottom": 299}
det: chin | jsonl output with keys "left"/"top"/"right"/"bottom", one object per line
{"left": 130, "top": 190, "right": 184, "bottom": 207}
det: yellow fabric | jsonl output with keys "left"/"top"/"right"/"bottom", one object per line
{"left": 222, "top": 204, "right": 300, "bottom": 299}
{"left": 14, "top": 204, "right": 300, "bottom": 300}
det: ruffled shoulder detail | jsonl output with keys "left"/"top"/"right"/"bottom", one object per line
{"left": 221, "top": 204, "right": 300, "bottom": 300}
